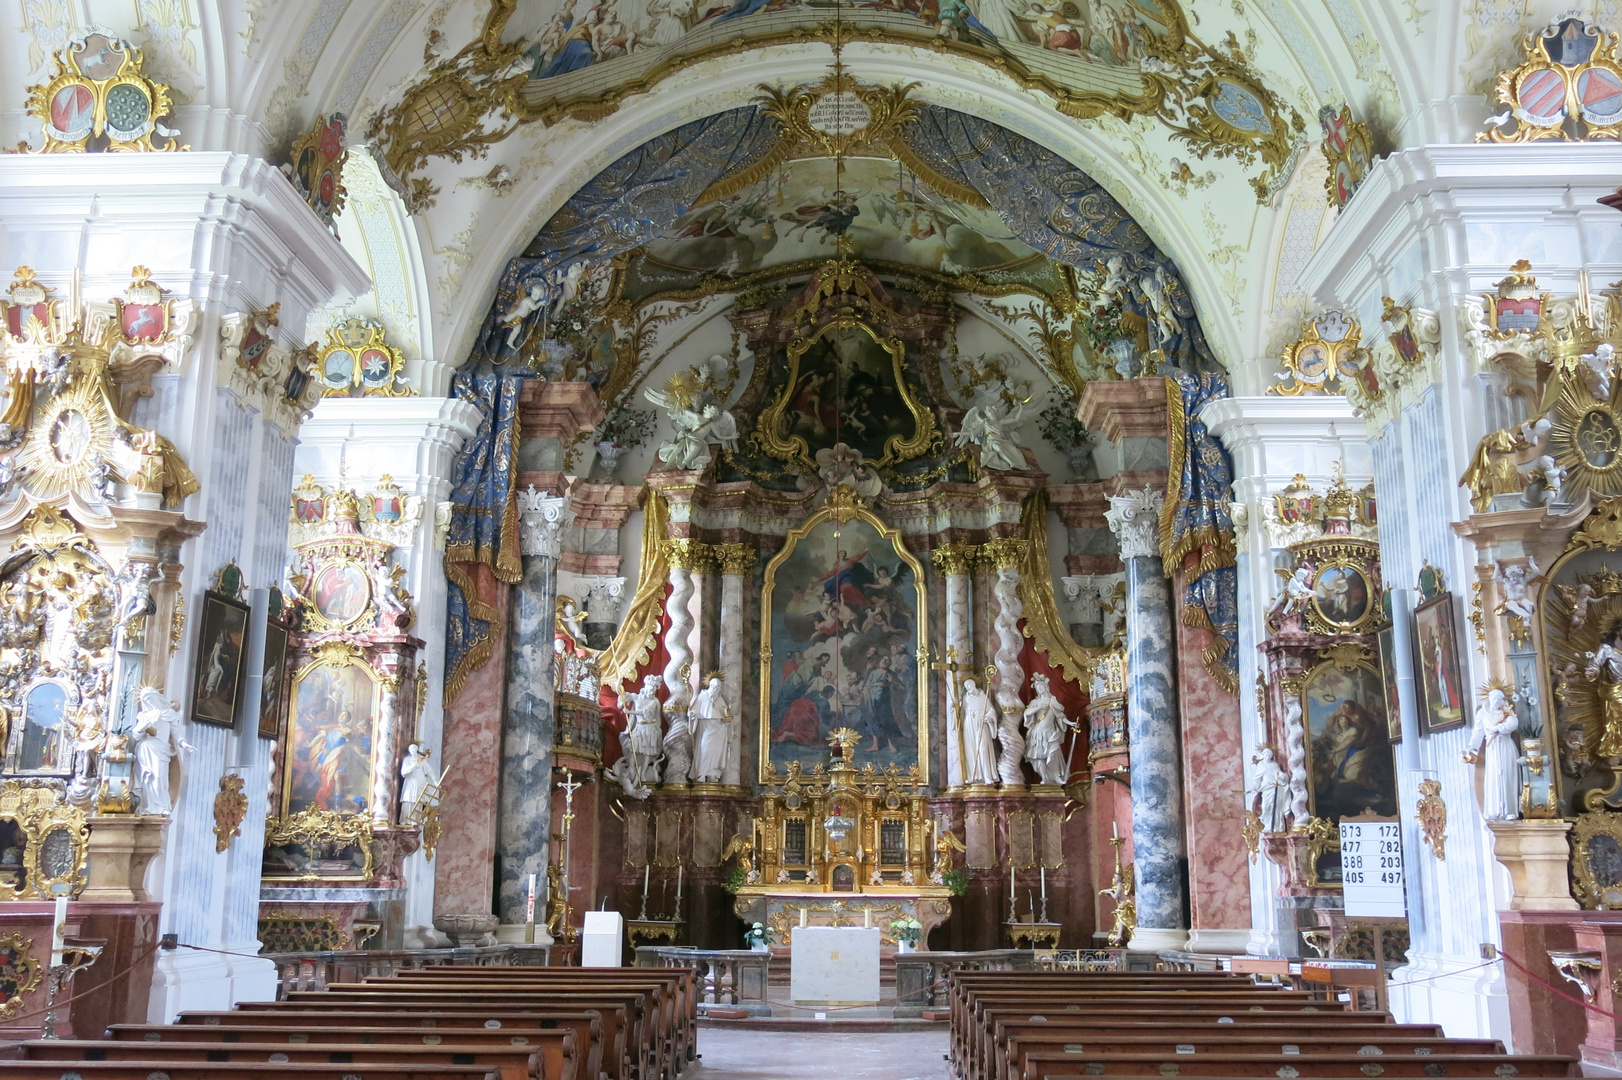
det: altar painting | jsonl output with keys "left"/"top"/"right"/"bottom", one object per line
{"left": 283, "top": 660, "right": 376, "bottom": 817}
{"left": 783, "top": 327, "right": 914, "bottom": 465}
{"left": 761, "top": 507, "right": 926, "bottom": 781}
{"left": 1541, "top": 545, "right": 1622, "bottom": 813}
{"left": 1302, "top": 661, "right": 1396, "bottom": 822}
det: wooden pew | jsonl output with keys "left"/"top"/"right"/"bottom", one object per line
{"left": 109, "top": 1022, "right": 582, "bottom": 1080}
{"left": 258, "top": 992, "right": 647, "bottom": 1080}
{"left": 1014, "top": 1050, "right": 1578, "bottom": 1078}
{"left": 7, "top": 1039, "right": 540, "bottom": 1080}
{"left": 180, "top": 1007, "right": 618, "bottom": 1080}
{"left": 0, "top": 1062, "right": 504, "bottom": 1080}
{"left": 373, "top": 968, "right": 696, "bottom": 1070}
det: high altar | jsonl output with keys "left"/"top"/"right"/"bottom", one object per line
{"left": 732, "top": 731, "right": 952, "bottom": 946}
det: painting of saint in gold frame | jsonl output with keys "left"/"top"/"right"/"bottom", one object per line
{"left": 283, "top": 658, "right": 376, "bottom": 817}
{"left": 1302, "top": 660, "right": 1397, "bottom": 822}
{"left": 759, "top": 499, "right": 927, "bottom": 782}
{"left": 191, "top": 591, "right": 249, "bottom": 727}
{"left": 1413, "top": 592, "right": 1467, "bottom": 734}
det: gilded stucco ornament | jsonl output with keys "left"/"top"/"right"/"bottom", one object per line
{"left": 21, "top": 32, "right": 186, "bottom": 153}
{"left": 1478, "top": 17, "right": 1622, "bottom": 143}
{"left": 1268, "top": 310, "right": 1363, "bottom": 397}
{"left": 375, "top": 0, "right": 1303, "bottom": 205}
{"left": 314, "top": 318, "right": 413, "bottom": 399}
{"left": 1416, "top": 778, "right": 1447, "bottom": 860}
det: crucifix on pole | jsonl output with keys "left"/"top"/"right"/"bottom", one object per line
{"left": 930, "top": 645, "right": 975, "bottom": 788}
{"left": 554, "top": 767, "right": 584, "bottom": 946}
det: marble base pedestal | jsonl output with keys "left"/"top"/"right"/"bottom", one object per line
{"left": 790, "top": 926, "right": 880, "bottom": 1006}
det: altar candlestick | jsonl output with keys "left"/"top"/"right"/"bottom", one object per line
{"left": 526, "top": 873, "right": 536, "bottom": 945}
{"left": 1112, "top": 820, "right": 1119, "bottom": 840}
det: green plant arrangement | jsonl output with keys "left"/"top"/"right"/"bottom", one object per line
{"left": 942, "top": 869, "right": 968, "bottom": 896}
{"left": 724, "top": 863, "right": 746, "bottom": 894}
{"left": 890, "top": 915, "right": 923, "bottom": 949}
{"left": 743, "top": 921, "right": 773, "bottom": 950}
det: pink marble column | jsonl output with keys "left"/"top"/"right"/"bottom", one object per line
{"left": 434, "top": 583, "right": 511, "bottom": 918}
{"left": 1174, "top": 571, "right": 1250, "bottom": 950}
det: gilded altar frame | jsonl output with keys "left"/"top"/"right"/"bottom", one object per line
{"left": 757, "top": 489, "right": 929, "bottom": 784}
{"left": 752, "top": 317, "right": 936, "bottom": 472}
{"left": 278, "top": 644, "right": 382, "bottom": 821}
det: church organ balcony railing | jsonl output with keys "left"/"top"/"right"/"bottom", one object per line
{"left": 1087, "top": 650, "right": 1128, "bottom": 755}
{"left": 555, "top": 637, "right": 604, "bottom": 767}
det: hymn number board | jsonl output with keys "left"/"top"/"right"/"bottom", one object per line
{"left": 1338, "top": 813, "right": 1406, "bottom": 918}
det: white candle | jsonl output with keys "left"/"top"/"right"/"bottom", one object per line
{"left": 863, "top": 907, "right": 870, "bottom": 928}
{"left": 800, "top": 906, "right": 808, "bottom": 927}
{"left": 50, "top": 895, "right": 66, "bottom": 966}
{"left": 1010, "top": 863, "right": 1016, "bottom": 896}
{"left": 642, "top": 864, "right": 650, "bottom": 901}
{"left": 1112, "top": 820, "right": 1119, "bottom": 840}
{"left": 676, "top": 863, "right": 683, "bottom": 902}
{"left": 1040, "top": 867, "right": 1046, "bottom": 901}
{"left": 526, "top": 873, "right": 536, "bottom": 924}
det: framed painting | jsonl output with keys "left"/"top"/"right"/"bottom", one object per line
{"left": 1413, "top": 592, "right": 1467, "bottom": 734}
{"left": 282, "top": 658, "right": 377, "bottom": 817}
{"left": 254, "top": 619, "right": 290, "bottom": 739}
{"left": 1301, "top": 660, "right": 1397, "bottom": 822}
{"left": 1310, "top": 561, "right": 1373, "bottom": 631}
{"left": 191, "top": 591, "right": 250, "bottom": 727}
{"left": 1377, "top": 625, "right": 1402, "bottom": 743}
{"left": 311, "top": 561, "right": 371, "bottom": 628}
{"left": 758, "top": 496, "right": 927, "bottom": 782}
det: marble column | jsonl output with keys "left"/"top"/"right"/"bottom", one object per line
{"left": 495, "top": 485, "right": 573, "bottom": 930}
{"left": 579, "top": 575, "right": 627, "bottom": 651}
{"left": 716, "top": 543, "right": 754, "bottom": 787}
{"left": 661, "top": 539, "right": 700, "bottom": 787}
{"left": 932, "top": 544, "right": 978, "bottom": 789}
{"left": 985, "top": 539, "right": 1028, "bottom": 789}
{"left": 1104, "top": 487, "right": 1188, "bottom": 951}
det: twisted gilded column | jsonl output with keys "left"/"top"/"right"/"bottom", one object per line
{"left": 716, "top": 543, "right": 754, "bottom": 787}
{"left": 1104, "top": 487, "right": 1188, "bottom": 951}
{"left": 660, "top": 539, "right": 700, "bottom": 787}
{"left": 932, "top": 544, "right": 979, "bottom": 789}
{"left": 497, "top": 485, "right": 573, "bottom": 929}
{"left": 985, "top": 539, "right": 1028, "bottom": 789}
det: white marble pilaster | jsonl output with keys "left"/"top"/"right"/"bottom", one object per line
{"left": 716, "top": 544, "right": 753, "bottom": 787}
{"left": 933, "top": 545, "right": 977, "bottom": 790}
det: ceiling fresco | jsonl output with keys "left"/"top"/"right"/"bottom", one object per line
{"left": 641, "top": 156, "right": 1041, "bottom": 277}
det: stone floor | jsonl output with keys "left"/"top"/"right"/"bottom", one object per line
{"left": 689, "top": 1028, "right": 952, "bottom": 1079}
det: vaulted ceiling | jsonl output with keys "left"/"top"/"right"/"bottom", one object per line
{"left": 0, "top": 0, "right": 1556, "bottom": 394}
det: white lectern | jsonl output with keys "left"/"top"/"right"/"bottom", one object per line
{"left": 581, "top": 911, "right": 624, "bottom": 967}
{"left": 790, "top": 925, "right": 880, "bottom": 1005}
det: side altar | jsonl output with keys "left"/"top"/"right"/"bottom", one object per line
{"left": 732, "top": 731, "right": 952, "bottom": 947}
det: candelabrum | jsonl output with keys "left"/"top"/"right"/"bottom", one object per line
{"left": 41, "top": 944, "right": 102, "bottom": 1039}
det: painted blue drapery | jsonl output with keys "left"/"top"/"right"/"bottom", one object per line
{"left": 898, "top": 105, "right": 1238, "bottom": 689}
{"left": 444, "top": 106, "right": 783, "bottom": 702}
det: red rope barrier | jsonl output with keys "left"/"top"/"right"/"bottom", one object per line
{"left": 1499, "top": 947, "right": 1620, "bottom": 1021}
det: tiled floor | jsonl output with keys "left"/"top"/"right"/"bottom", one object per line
{"left": 690, "top": 1028, "right": 952, "bottom": 1079}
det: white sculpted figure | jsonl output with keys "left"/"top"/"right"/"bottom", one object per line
{"left": 643, "top": 387, "right": 739, "bottom": 472}
{"left": 628, "top": 674, "right": 666, "bottom": 784}
{"left": 960, "top": 678, "right": 1001, "bottom": 785}
{"left": 399, "top": 743, "right": 433, "bottom": 823}
{"left": 1246, "top": 745, "right": 1289, "bottom": 833}
{"left": 1022, "top": 673, "right": 1075, "bottom": 786}
{"left": 1280, "top": 566, "right": 1314, "bottom": 614}
{"left": 691, "top": 676, "right": 734, "bottom": 784}
{"left": 1582, "top": 343, "right": 1616, "bottom": 400}
{"left": 1494, "top": 559, "right": 1540, "bottom": 620}
{"left": 558, "top": 596, "right": 589, "bottom": 643}
{"left": 700, "top": 405, "right": 739, "bottom": 454}
{"left": 954, "top": 388, "right": 1027, "bottom": 472}
{"left": 1467, "top": 687, "right": 1521, "bottom": 821}
{"left": 1566, "top": 582, "right": 1597, "bottom": 631}
{"left": 813, "top": 443, "right": 882, "bottom": 497}
{"left": 1520, "top": 454, "right": 1565, "bottom": 506}
{"left": 503, "top": 284, "right": 547, "bottom": 348}
{"left": 133, "top": 687, "right": 194, "bottom": 816}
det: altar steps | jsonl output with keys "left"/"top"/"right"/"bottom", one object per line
{"left": 699, "top": 1014, "right": 945, "bottom": 1032}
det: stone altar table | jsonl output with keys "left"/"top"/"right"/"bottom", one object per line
{"left": 791, "top": 925, "right": 880, "bottom": 1006}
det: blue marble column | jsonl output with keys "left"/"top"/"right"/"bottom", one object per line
{"left": 1105, "top": 488, "right": 1188, "bottom": 951}
{"left": 497, "top": 487, "right": 573, "bottom": 929}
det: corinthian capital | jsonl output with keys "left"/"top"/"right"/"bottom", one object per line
{"left": 1104, "top": 487, "right": 1165, "bottom": 561}
{"left": 517, "top": 485, "right": 574, "bottom": 559}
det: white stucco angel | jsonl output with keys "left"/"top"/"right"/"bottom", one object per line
{"left": 1022, "top": 672, "right": 1076, "bottom": 786}
{"left": 133, "top": 687, "right": 194, "bottom": 816}
{"left": 1520, "top": 454, "right": 1565, "bottom": 507}
{"left": 1091, "top": 255, "right": 1128, "bottom": 313}
{"left": 1280, "top": 566, "right": 1314, "bottom": 614}
{"left": 1138, "top": 266, "right": 1179, "bottom": 348}
{"left": 1494, "top": 558, "right": 1540, "bottom": 620}
{"left": 700, "top": 404, "right": 739, "bottom": 454}
{"left": 1583, "top": 343, "right": 1615, "bottom": 401}
{"left": 1467, "top": 687, "right": 1521, "bottom": 821}
{"left": 503, "top": 284, "right": 548, "bottom": 349}
{"left": 557, "top": 596, "right": 589, "bottom": 643}
{"left": 960, "top": 678, "right": 1001, "bottom": 785}
{"left": 814, "top": 443, "right": 882, "bottom": 497}
{"left": 954, "top": 388, "right": 1027, "bottom": 472}
{"left": 691, "top": 675, "right": 734, "bottom": 784}
{"left": 399, "top": 742, "right": 433, "bottom": 823}
{"left": 1561, "top": 581, "right": 1597, "bottom": 632}
{"left": 1246, "top": 745, "right": 1289, "bottom": 833}
{"left": 546, "top": 261, "right": 588, "bottom": 321}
